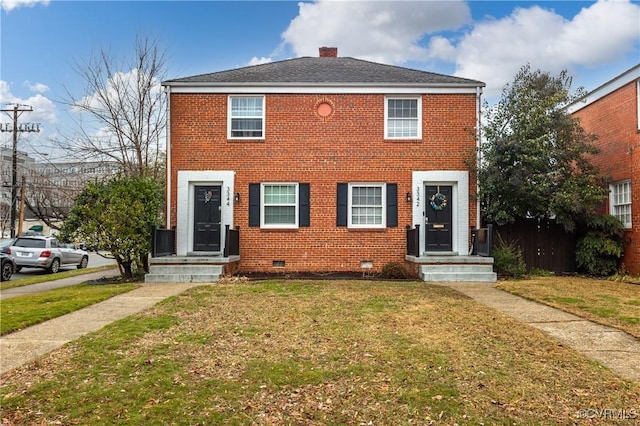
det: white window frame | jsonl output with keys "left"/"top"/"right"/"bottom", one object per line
{"left": 261, "top": 182, "right": 299, "bottom": 229}
{"left": 384, "top": 96, "right": 422, "bottom": 140}
{"left": 348, "top": 183, "right": 386, "bottom": 229}
{"left": 228, "top": 95, "right": 265, "bottom": 139}
{"left": 610, "top": 180, "right": 632, "bottom": 229}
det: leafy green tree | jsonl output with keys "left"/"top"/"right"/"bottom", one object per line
{"left": 477, "top": 64, "right": 607, "bottom": 232}
{"left": 60, "top": 176, "right": 163, "bottom": 279}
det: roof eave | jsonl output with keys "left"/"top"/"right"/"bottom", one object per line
{"left": 162, "top": 81, "right": 485, "bottom": 95}
{"left": 566, "top": 63, "right": 640, "bottom": 113}
{"left": 162, "top": 80, "right": 484, "bottom": 87}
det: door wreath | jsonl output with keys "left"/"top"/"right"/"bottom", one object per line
{"left": 429, "top": 192, "right": 447, "bottom": 211}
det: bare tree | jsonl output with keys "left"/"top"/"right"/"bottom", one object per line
{"left": 59, "top": 37, "right": 167, "bottom": 180}
{"left": 20, "top": 38, "right": 167, "bottom": 231}
{"left": 24, "top": 179, "right": 75, "bottom": 230}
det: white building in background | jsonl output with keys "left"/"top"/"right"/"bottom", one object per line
{"left": 0, "top": 147, "right": 120, "bottom": 237}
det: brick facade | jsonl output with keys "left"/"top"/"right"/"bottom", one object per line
{"left": 165, "top": 55, "right": 483, "bottom": 274}
{"left": 570, "top": 67, "right": 640, "bottom": 275}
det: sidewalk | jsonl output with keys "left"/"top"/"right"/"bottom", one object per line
{"left": 439, "top": 282, "right": 640, "bottom": 382}
{"left": 1, "top": 279, "right": 202, "bottom": 375}
{"left": 2, "top": 278, "right": 639, "bottom": 382}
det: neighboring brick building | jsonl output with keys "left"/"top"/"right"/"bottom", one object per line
{"left": 568, "top": 64, "right": 640, "bottom": 275}
{"left": 157, "top": 48, "right": 493, "bottom": 281}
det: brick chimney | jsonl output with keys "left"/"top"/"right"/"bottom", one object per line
{"left": 319, "top": 47, "right": 338, "bottom": 57}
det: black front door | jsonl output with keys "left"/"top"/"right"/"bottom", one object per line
{"left": 194, "top": 186, "right": 221, "bottom": 252}
{"left": 425, "top": 185, "right": 453, "bottom": 252}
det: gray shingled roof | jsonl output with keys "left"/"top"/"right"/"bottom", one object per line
{"left": 163, "top": 57, "right": 484, "bottom": 87}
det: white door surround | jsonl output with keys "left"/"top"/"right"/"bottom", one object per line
{"left": 176, "top": 171, "right": 235, "bottom": 256}
{"left": 411, "top": 171, "right": 470, "bottom": 255}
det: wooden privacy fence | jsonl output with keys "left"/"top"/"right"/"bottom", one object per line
{"left": 494, "top": 218, "right": 577, "bottom": 273}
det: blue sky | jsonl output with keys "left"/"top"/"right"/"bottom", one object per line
{"left": 1, "top": 0, "right": 639, "bottom": 160}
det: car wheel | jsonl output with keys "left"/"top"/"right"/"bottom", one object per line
{"left": 78, "top": 256, "right": 88, "bottom": 269}
{"left": 1, "top": 261, "right": 12, "bottom": 281}
{"left": 49, "top": 258, "right": 60, "bottom": 274}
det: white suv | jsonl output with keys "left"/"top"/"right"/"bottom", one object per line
{"left": 8, "top": 236, "right": 89, "bottom": 274}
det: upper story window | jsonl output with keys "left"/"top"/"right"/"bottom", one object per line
{"left": 229, "top": 95, "right": 264, "bottom": 139}
{"left": 611, "top": 180, "right": 632, "bottom": 228}
{"left": 262, "top": 183, "right": 298, "bottom": 228}
{"left": 349, "top": 183, "right": 386, "bottom": 228}
{"left": 385, "top": 97, "right": 421, "bottom": 139}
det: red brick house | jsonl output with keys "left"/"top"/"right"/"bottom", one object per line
{"left": 568, "top": 64, "right": 640, "bottom": 275}
{"left": 149, "top": 48, "right": 495, "bottom": 282}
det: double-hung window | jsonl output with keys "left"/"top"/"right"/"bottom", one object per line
{"left": 229, "top": 95, "right": 264, "bottom": 139}
{"left": 337, "top": 183, "right": 398, "bottom": 229}
{"left": 249, "top": 183, "right": 310, "bottom": 229}
{"left": 349, "top": 183, "right": 385, "bottom": 228}
{"left": 262, "top": 183, "right": 298, "bottom": 228}
{"left": 385, "top": 97, "right": 421, "bottom": 139}
{"left": 611, "top": 180, "right": 632, "bottom": 228}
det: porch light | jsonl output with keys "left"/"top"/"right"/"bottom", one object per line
{"left": 406, "top": 192, "right": 412, "bottom": 203}
{"left": 234, "top": 193, "right": 241, "bottom": 202}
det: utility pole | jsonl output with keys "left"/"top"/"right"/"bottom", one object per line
{"left": 1, "top": 104, "right": 40, "bottom": 238}
{"left": 18, "top": 175, "right": 26, "bottom": 236}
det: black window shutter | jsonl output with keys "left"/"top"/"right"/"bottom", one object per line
{"left": 386, "top": 183, "right": 398, "bottom": 227}
{"left": 337, "top": 183, "right": 348, "bottom": 227}
{"left": 299, "top": 183, "right": 310, "bottom": 227}
{"left": 249, "top": 183, "right": 260, "bottom": 227}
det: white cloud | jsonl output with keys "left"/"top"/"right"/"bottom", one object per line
{"left": 74, "top": 68, "right": 163, "bottom": 113}
{"left": 0, "top": 80, "right": 16, "bottom": 103}
{"left": 24, "top": 81, "right": 50, "bottom": 94}
{"left": 282, "top": 0, "right": 470, "bottom": 64}
{"left": 70, "top": 68, "right": 166, "bottom": 154}
{"left": 552, "top": 0, "right": 640, "bottom": 65}
{"left": 27, "top": 93, "right": 57, "bottom": 124}
{"left": 278, "top": 0, "right": 638, "bottom": 101}
{"left": 0, "top": 0, "right": 48, "bottom": 12}
{"left": 0, "top": 80, "right": 56, "bottom": 157}
{"left": 452, "top": 0, "right": 640, "bottom": 97}
{"left": 426, "top": 36, "right": 458, "bottom": 62}
{"left": 0, "top": 80, "right": 56, "bottom": 124}
{"left": 248, "top": 57, "right": 273, "bottom": 66}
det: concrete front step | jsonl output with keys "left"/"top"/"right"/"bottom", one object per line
{"left": 146, "top": 264, "right": 224, "bottom": 275}
{"left": 145, "top": 273, "right": 222, "bottom": 283}
{"left": 146, "top": 256, "right": 241, "bottom": 283}
{"left": 145, "top": 263, "right": 223, "bottom": 283}
{"left": 416, "top": 257, "right": 497, "bottom": 283}
{"left": 422, "top": 264, "right": 494, "bottom": 273}
{"left": 421, "top": 271, "right": 497, "bottom": 282}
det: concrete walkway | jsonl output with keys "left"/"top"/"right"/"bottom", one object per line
{"left": 439, "top": 282, "right": 640, "bottom": 382}
{"left": 1, "top": 274, "right": 202, "bottom": 375}
{"left": 1, "top": 277, "right": 639, "bottom": 382}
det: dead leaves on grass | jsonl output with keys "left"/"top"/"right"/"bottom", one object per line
{"left": 2, "top": 280, "right": 639, "bottom": 425}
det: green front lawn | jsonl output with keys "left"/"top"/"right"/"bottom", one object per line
{"left": 0, "top": 283, "right": 137, "bottom": 335}
{"left": 1, "top": 280, "right": 637, "bottom": 425}
{"left": 497, "top": 276, "right": 640, "bottom": 338}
